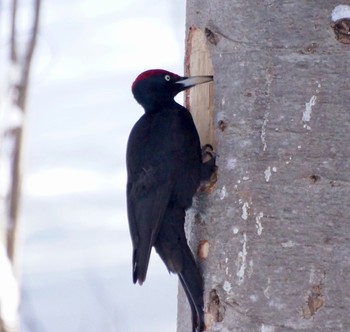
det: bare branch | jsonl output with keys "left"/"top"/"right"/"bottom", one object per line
{"left": 10, "top": 0, "right": 18, "bottom": 62}
{"left": 18, "top": 0, "right": 41, "bottom": 109}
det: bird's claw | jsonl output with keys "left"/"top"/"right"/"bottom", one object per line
{"left": 201, "top": 144, "right": 214, "bottom": 161}
{"left": 200, "top": 144, "right": 217, "bottom": 182}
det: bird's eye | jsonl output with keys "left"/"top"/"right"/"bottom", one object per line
{"left": 164, "top": 75, "right": 171, "bottom": 81}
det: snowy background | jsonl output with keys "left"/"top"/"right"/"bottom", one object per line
{"left": 2, "top": 1, "right": 186, "bottom": 331}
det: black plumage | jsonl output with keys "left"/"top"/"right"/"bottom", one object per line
{"left": 126, "top": 69, "right": 214, "bottom": 332}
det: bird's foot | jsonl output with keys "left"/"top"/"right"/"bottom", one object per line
{"left": 201, "top": 144, "right": 217, "bottom": 182}
{"left": 201, "top": 144, "right": 215, "bottom": 162}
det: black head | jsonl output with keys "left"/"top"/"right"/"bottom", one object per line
{"left": 131, "top": 69, "right": 213, "bottom": 113}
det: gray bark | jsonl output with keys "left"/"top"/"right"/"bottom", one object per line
{"left": 179, "top": 1, "right": 350, "bottom": 331}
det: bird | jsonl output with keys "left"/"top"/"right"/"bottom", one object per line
{"left": 126, "top": 69, "right": 215, "bottom": 332}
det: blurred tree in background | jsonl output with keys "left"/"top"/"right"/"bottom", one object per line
{"left": 0, "top": 1, "right": 41, "bottom": 330}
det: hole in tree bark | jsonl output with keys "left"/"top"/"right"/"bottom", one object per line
{"left": 205, "top": 27, "right": 219, "bottom": 45}
{"left": 185, "top": 26, "right": 215, "bottom": 149}
{"left": 218, "top": 120, "right": 227, "bottom": 131}
{"left": 207, "top": 289, "right": 225, "bottom": 323}
{"left": 302, "top": 284, "right": 324, "bottom": 319}
{"left": 331, "top": 19, "right": 350, "bottom": 44}
{"left": 309, "top": 174, "right": 321, "bottom": 183}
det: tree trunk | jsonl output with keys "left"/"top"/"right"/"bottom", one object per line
{"left": 179, "top": 1, "right": 350, "bottom": 331}
{"left": 7, "top": 0, "right": 41, "bottom": 263}
{"left": 0, "top": 1, "right": 41, "bottom": 331}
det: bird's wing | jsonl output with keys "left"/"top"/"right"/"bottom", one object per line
{"left": 127, "top": 166, "right": 172, "bottom": 285}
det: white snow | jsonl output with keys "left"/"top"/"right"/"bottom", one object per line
{"left": 236, "top": 233, "right": 247, "bottom": 285}
{"left": 226, "top": 158, "right": 237, "bottom": 170}
{"left": 261, "top": 324, "right": 275, "bottom": 332}
{"left": 331, "top": 4, "right": 350, "bottom": 21}
{"left": 261, "top": 112, "right": 269, "bottom": 151}
{"left": 281, "top": 240, "right": 296, "bottom": 248}
{"left": 302, "top": 95, "right": 317, "bottom": 130}
{"left": 255, "top": 212, "right": 264, "bottom": 235}
{"left": 0, "top": 244, "right": 19, "bottom": 330}
{"left": 241, "top": 201, "right": 249, "bottom": 220}
{"left": 309, "top": 265, "right": 316, "bottom": 284}
{"left": 303, "top": 95, "right": 317, "bottom": 123}
{"left": 223, "top": 280, "right": 232, "bottom": 293}
{"left": 263, "top": 277, "right": 271, "bottom": 299}
{"left": 264, "top": 166, "right": 272, "bottom": 182}
{"left": 219, "top": 185, "right": 227, "bottom": 200}
{"left": 248, "top": 259, "right": 254, "bottom": 278}
{"left": 250, "top": 294, "right": 258, "bottom": 302}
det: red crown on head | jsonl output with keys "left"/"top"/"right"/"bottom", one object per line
{"left": 132, "top": 69, "right": 180, "bottom": 91}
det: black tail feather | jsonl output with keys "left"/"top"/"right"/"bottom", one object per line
{"left": 178, "top": 253, "right": 204, "bottom": 332}
{"left": 154, "top": 205, "right": 204, "bottom": 332}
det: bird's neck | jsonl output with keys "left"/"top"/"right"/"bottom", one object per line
{"left": 143, "top": 100, "right": 185, "bottom": 114}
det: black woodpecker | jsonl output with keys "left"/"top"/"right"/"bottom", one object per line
{"left": 126, "top": 69, "right": 215, "bottom": 332}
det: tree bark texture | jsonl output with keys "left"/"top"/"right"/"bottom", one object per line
{"left": 179, "top": 1, "right": 350, "bottom": 331}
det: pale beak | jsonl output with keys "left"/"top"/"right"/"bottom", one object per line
{"left": 175, "top": 75, "right": 213, "bottom": 91}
